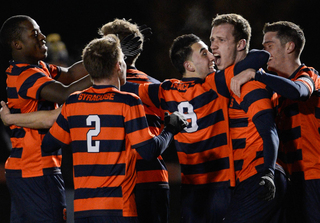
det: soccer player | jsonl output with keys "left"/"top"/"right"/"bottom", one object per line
{"left": 210, "top": 14, "right": 288, "bottom": 222}
{"left": 40, "top": 35, "right": 187, "bottom": 223}
{"left": 230, "top": 21, "right": 320, "bottom": 223}
{"left": 98, "top": 19, "right": 170, "bottom": 223}
{"left": 121, "top": 33, "right": 270, "bottom": 222}
{"left": 0, "top": 15, "right": 92, "bottom": 222}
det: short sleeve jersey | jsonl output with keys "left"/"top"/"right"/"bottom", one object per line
{"left": 274, "top": 64, "right": 320, "bottom": 181}
{"left": 5, "top": 60, "right": 62, "bottom": 178}
{"left": 48, "top": 85, "right": 155, "bottom": 218}
{"left": 138, "top": 67, "right": 236, "bottom": 187}
{"left": 126, "top": 67, "right": 168, "bottom": 189}
{"left": 224, "top": 66, "right": 275, "bottom": 182}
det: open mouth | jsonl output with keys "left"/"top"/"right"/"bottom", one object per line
{"left": 40, "top": 43, "right": 48, "bottom": 52}
{"left": 213, "top": 53, "right": 221, "bottom": 67}
{"left": 209, "top": 62, "right": 215, "bottom": 71}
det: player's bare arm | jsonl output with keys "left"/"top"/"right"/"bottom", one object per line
{"left": 0, "top": 101, "right": 61, "bottom": 129}
{"left": 57, "top": 61, "right": 89, "bottom": 85}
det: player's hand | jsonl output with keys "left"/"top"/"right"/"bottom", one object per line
{"left": 258, "top": 170, "right": 276, "bottom": 201}
{"left": 120, "top": 33, "right": 142, "bottom": 57}
{"left": 0, "top": 101, "right": 11, "bottom": 126}
{"left": 230, "top": 68, "right": 256, "bottom": 97}
{"left": 164, "top": 111, "right": 188, "bottom": 135}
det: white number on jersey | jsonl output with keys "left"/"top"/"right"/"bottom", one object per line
{"left": 177, "top": 101, "right": 198, "bottom": 133}
{"left": 86, "top": 115, "right": 101, "bottom": 152}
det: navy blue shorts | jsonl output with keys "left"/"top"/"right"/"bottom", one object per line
{"left": 180, "top": 183, "right": 233, "bottom": 223}
{"left": 285, "top": 178, "right": 320, "bottom": 223}
{"left": 223, "top": 168, "right": 288, "bottom": 223}
{"left": 6, "top": 174, "right": 66, "bottom": 223}
{"left": 135, "top": 187, "right": 169, "bottom": 223}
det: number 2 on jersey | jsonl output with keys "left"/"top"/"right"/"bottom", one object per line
{"left": 86, "top": 115, "right": 101, "bottom": 152}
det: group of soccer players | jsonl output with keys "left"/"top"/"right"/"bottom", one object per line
{"left": 0, "top": 12, "right": 320, "bottom": 223}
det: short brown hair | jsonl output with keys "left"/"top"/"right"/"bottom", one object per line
{"left": 169, "top": 34, "right": 201, "bottom": 75}
{"left": 98, "top": 18, "right": 143, "bottom": 61}
{"left": 82, "top": 34, "right": 121, "bottom": 81}
{"left": 263, "top": 21, "right": 305, "bottom": 57}
{"left": 211, "top": 13, "right": 251, "bottom": 53}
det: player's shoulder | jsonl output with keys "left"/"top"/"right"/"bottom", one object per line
{"left": 298, "top": 64, "right": 319, "bottom": 79}
{"left": 117, "top": 89, "right": 142, "bottom": 106}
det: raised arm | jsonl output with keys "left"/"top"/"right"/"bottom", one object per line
{"left": 0, "top": 101, "right": 61, "bottom": 129}
{"left": 56, "top": 61, "right": 88, "bottom": 85}
{"left": 254, "top": 70, "right": 311, "bottom": 100}
{"left": 40, "top": 75, "right": 92, "bottom": 105}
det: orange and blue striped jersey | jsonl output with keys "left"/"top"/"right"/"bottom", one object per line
{"left": 126, "top": 67, "right": 168, "bottom": 189}
{"left": 5, "top": 60, "right": 62, "bottom": 178}
{"left": 45, "top": 85, "right": 155, "bottom": 218}
{"left": 138, "top": 68, "right": 236, "bottom": 187}
{"left": 225, "top": 66, "right": 276, "bottom": 182}
{"left": 274, "top": 64, "right": 320, "bottom": 181}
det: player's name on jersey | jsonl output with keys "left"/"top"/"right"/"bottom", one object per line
{"left": 170, "top": 82, "right": 195, "bottom": 92}
{"left": 78, "top": 93, "right": 115, "bottom": 101}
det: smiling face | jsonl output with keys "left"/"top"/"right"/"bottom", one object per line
{"left": 210, "top": 23, "right": 237, "bottom": 70}
{"left": 187, "top": 41, "right": 215, "bottom": 79}
{"left": 17, "top": 18, "right": 47, "bottom": 64}
{"left": 262, "top": 31, "right": 286, "bottom": 75}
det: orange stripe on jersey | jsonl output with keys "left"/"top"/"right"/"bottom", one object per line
{"left": 136, "top": 170, "right": 169, "bottom": 184}
{"left": 42, "top": 155, "right": 62, "bottom": 169}
{"left": 181, "top": 169, "right": 232, "bottom": 185}
{"left": 70, "top": 127, "right": 126, "bottom": 141}
{"left": 74, "top": 197, "right": 124, "bottom": 212}
{"left": 73, "top": 152, "right": 126, "bottom": 166}
{"left": 176, "top": 144, "right": 230, "bottom": 165}
{"left": 73, "top": 175, "right": 126, "bottom": 189}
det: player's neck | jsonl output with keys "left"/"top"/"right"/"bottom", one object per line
{"left": 183, "top": 71, "right": 206, "bottom": 80}
{"left": 93, "top": 77, "right": 120, "bottom": 89}
{"left": 277, "top": 58, "right": 301, "bottom": 78}
{"left": 12, "top": 53, "right": 40, "bottom": 65}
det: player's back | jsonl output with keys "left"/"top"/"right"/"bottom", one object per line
{"left": 60, "top": 85, "right": 152, "bottom": 218}
{"left": 139, "top": 70, "right": 235, "bottom": 187}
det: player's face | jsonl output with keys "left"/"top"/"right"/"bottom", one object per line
{"left": 18, "top": 19, "right": 47, "bottom": 64}
{"left": 262, "top": 31, "right": 286, "bottom": 75}
{"left": 189, "top": 41, "right": 215, "bottom": 79}
{"left": 210, "top": 23, "right": 237, "bottom": 70}
{"left": 118, "top": 50, "right": 127, "bottom": 86}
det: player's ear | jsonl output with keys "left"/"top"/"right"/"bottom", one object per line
{"left": 286, "top": 41, "right": 295, "bottom": 54}
{"left": 11, "top": 40, "right": 22, "bottom": 50}
{"left": 115, "top": 61, "right": 121, "bottom": 73}
{"left": 237, "top": 39, "right": 247, "bottom": 51}
{"left": 184, "top": 61, "right": 195, "bottom": 72}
